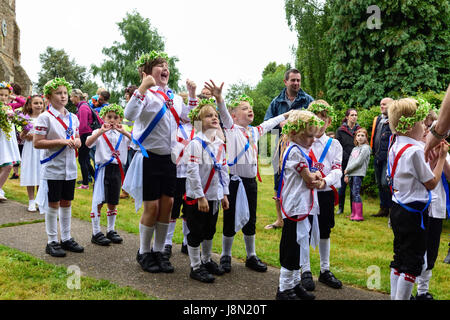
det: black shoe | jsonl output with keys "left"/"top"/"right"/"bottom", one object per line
{"left": 371, "top": 207, "right": 390, "bottom": 217}
{"left": 181, "top": 243, "right": 188, "bottom": 255}
{"left": 245, "top": 255, "right": 267, "bottom": 272}
{"left": 91, "top": 232, "right": 111, "bottom": 246}
{"left": 106, "top": 230, "right": 123, "bottom": 244}
{"left": 190, "top": 265, "right": 215, "bottom": 283}
{"left": 319, "top": 270, "right": 342, "bottom": 289}
{"left": 154, "top": 251, "right": 174, "bottom": 273}
{"left": 60, "top": 238, "right": 84, "bottom": 253}
{"left": 203, "top": 260, "right": 225, "bottom": 276}
{"left": 444, "top": 247, "right": 450, "bottom": 264}
{"left": 220, "top": 255, "right": 232, "bottom": 273}
{"left": 77, "top": 180, "right": 83, "bottom": 185}
{"left": 301, "top": 271, "right": 315, "bottom": 291}
{"left": 162, "top": 244, "right": 172, "bottom": 259}
{"left": 136, "top": 250, "right": 160, "bottom": 273}
{"left": 416, "top": 292, "right": 434, "bottom": 300}
{"left": 45, "top": 241, "right": 66, "bottom": 257}
{"left": 293, "top": 284, "right": 316, "bottom": 300}
{"left": 276, "top": 288, "right": 300, "bottom": 300}
{"left": 10, "top": 173, "right": 19, "bottom": 180}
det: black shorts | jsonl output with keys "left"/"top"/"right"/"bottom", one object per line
{"left": 184, "top": 198, "right": 219, "bottom": 247}
{"left": 317, "top": 191, "right": 336, "bottom": 239}
{"left": 142, "top": 151, "right": 176, "bottom": 201}
{"left": 280, "top": 216, "right": 302, "bottom": 270}
{"left": 104, "top": 164, "right": 122, "bottom": 205}
{"left": 47, "top": 179, "right": 76, "bottom": 203}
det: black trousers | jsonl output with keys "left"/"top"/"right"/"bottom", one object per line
{"left": 184, "top": 199, "right": 219, "bottom": 248}
{"left": 425, "top": 216, "right": 443, "bottom": 271}
{"left": 223, "top": 176, "right": 257, "bottom": 237}
{"left": 79, "top": 133, "right": 95, "bottom": 185}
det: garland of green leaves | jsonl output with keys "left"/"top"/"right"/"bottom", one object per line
{"left": 135, "top": 51, "right": 169, "bottom": 68}
{"left": 307, "top": 103, "right": 335, "bottom": 119}
{"left": 395, "top": 97, "right": 432, "bottom": 134}
{"left": 282, "top": 115, "right": 324, "bottom": 136}
{"left": 229, "top": 94, "right": 254, "bottom": 109}
{"left": 0, "top": 82, "right": 13, "bottom": 91}
{"left": 0, "top": 102, "right": 13, "bottom": 139}
{"left": 99, "top": 103, "right": 124, "bottom": 119}
{"left": 43, "top": 78, "right": 72, "bottom": 96}
{"left": 188, "top": 98, "right": 217, "bottom": 125}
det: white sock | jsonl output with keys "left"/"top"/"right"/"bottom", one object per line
{"left": 29, "top": 199, "right": 36, "bottom": 207}
{"left": 91, "top": 212, "right": 101, "bottom": 236}
{"left": 244, "top": 234, "right": 256, "bottom": 258}
{"left": 106, "top": 209, "right": 117, "bottom": 233}
{"left": 182, "top": 219, "right": 189, "bottom": 245}
{"left": 395, "top": 273, "right": 416, "bottom": 300}
{"left": 319, "top": 238, "right": 331, "bottom": 272}
{"left": 201, "top": 239, "right": 213, "bottom": 263}
{"left": 221, "top": 235, "right": 234, "bottom": 257}
{"left": 417, "top": 269, "right": 432, "bottom": 296}
{"left": 139, "top": 223, "right": 154, "bottom": 254}
{"left": 300, "top": 244, "right": 311, "bottom": 273}
{"left": 293, "top": 269, "right": 301, "bottom": 287}
{"left": 45, "top": 207, "right": 59, "bottom": 243}
{"left": 165, "top": 220, "right": 177, "bottom": 246}
{"left": 279, "top": 267, "right": 294, "bottom": 292}
{"left": 390, "top": 268, "right": 400, "bottom": 300}
{"left": 59, "top": 207, "right": 72, "bottom": 242}
{"left": 188, "top": 245, "right": 201, "bottom": 270}
{"left": 152, "top": 222, "right": 169, "bottom": 253}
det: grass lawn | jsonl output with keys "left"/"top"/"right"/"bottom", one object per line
{"left": 2, "top": 165, "right": 450, "bottom": 300}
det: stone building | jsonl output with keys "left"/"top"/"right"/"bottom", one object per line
{"left": 0, "top": 0, "right": 32, "bottom": 95}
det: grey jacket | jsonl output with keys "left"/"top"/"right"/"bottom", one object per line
{"left": 345, "top": 144, "right": 372, "bottom": 177}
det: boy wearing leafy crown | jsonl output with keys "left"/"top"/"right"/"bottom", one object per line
{"left": 387, "top": 98, "right": 448, "bottom": 300}
{"left": 204, "top": 80, "right": 292, "bottom": 273}
{"left": 123, "top": 51, "right": 198, "bottom": 274}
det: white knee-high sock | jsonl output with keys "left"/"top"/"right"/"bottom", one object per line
{"left": 279, "top": 267, "right": 295, "bottom": 292}
{"left": 319, "top": 238, "right": 331, "bottom": 272}
{"left": 201, "top": 239, "right": 213, "bottom": 263}
{"left": 106, "top": 209, "right": 117, "bottom": 233}
{"left": 390, "top": 268, "right": 400, "bottom": 300}
{"left": 91, "top": 212, "right": 101, "bottom": 236}
{"left": 139, "top": 223, "right": 154, "bottom": 254}
{"left": 152, "top": 222, "right": 169, "bottom": 253}
{"left": 244, "top": 234, "right": 256, "bottom": 258}
{"left": 59, "top": 207, "right": 72, "bottom": 242}
{"left": 188, "top": 245, "right": 201, "bottom": 270}
{"left": 221, "top": 235, "right": 234, "bottom": 257}
{"left": 165, "top": 219, "right": 177, "bottom": 246}
{"left": 182, "top": 219, "right": 189, "bottom": 245}
{"left": 293, "top": 269, "right": 301, "bottom": 287}
{"left": 417, "top": 269, "right": 432, "bottom": 296}
{"left": 395, "top": 273, "right": 416, "bottom": 300}
{"left": 45, "top": 207, "right": 59, "bottom": 243}
{"left": 300, "top": 244, "right": 311, "bottom": 273}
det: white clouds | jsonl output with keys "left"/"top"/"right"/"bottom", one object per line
{"left": 16, "top": 0, "right": 297, "bottom": 93}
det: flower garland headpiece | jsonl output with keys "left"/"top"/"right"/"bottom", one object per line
{"left": 282, "top": 111, "right": 324, "bottom": 136}
{"left": 395, "top": 97, "right": 432, "bottom": 134}
{"left": 229, "top": 94, "right": 254, "bottom": 109}
{"left": 44, "top": 78, "right": 72, "bottom": 96}
{"left": 135, "top": 51, "right": 169, "bottom": 68}
{"left": 308, "top": 103, "right": 335, "bottom": 119}
{"left": 99, "top": 103, "right": 124, "bottom": 119}
{"left": 188, "top": 98, "right": 217, "bottom": 126}
{"left": 0, "top": 82, "right": 13, "bottom": 91}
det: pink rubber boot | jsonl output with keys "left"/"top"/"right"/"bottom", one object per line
{"left": 352, "top": 202, "right": 364, "bottom": 221}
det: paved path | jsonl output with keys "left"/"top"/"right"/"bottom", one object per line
{"left": 0, "top": 200, "right": 389, "bottom": 300}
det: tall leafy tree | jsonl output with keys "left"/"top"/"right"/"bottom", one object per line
{"left": 91, "top": 11, "right": 181, "bottom": 93}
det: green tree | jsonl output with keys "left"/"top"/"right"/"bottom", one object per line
{"left": 91, "top": 11, "right": 181, "bottom": 94}
{"left": 325, "top": 0, "right": 450, "bottom": 108}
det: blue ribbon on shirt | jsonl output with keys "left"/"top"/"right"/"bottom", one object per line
{"left": 228, "top": 126, "right": 255, "bottom": 167}
{"left": 94, "top": 134, "right": 123, "bottom": 181}
{"left": 194, "top": 137, "right": 224, "bottom": 188}
{"left": 441, "top": 173, "right": 450, "bottom": 219}
{"left": 40, "top": 113, "right": 74, "bottom": 165}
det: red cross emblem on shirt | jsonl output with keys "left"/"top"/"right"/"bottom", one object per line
{"left": 312, "top": 162, "right": 324, "bottom": 172}
{"left": 112, "top": 150, "right": 121, "bottom": 158}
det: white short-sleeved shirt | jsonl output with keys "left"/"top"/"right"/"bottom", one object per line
{"left": 89, "top": 129, "right": 130, "bottom": 166}
{"left": 388, "top": 136, "right": 435, "bottom": 204}
{"left": 34, "top": 106, "right": 79, "bottom": 181}
{"left": 280, "top": 142, "right": 319, "bottom": 217}
{"left": 429, "top": 151, "right": 450, "bottom": 219}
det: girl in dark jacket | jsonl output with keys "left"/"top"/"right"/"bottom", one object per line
{"left": 335, "top": 109, "right": 360, "bottom": 214}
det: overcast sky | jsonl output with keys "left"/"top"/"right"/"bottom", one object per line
{"left": 16, "top": 0, "right": 298, "bottom": 94}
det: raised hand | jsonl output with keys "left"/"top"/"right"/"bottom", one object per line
{"left": 140, "top": 72, "right": 156, "bottom": 91}
{"left": 204, "top": 80, "right": 224, "bottom": 103}
{"left": 186, "top": 79, "right": 197, "bottom": 99}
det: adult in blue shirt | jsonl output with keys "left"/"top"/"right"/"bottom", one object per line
{"left": 264, "top": 68, "right": 314, "bottom": 230}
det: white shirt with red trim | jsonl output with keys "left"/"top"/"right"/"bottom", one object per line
{"left": 184, "top": 131, "right": 230, "bottom": 201}
{"left": 280, "top": 142, "right": 319, "bottom": 218}
{"left": 172, "top": 121, "right": 194, "bottom": 178}
{"left": 217, "top": 100, "right": 285, "bottom": 179}
{"left": 34, "top": 106, "right": 80, "bottom": 181}
{"left": 124, "top": 86, "right": 197, "bottom": 155}
{"left": 388, "top": 136, "right": 435, "bottom": 205}
{"left": 310, "top": 134, "right": 343, "bottom": 192}
{"left": 89, "top": 129, "right": 130, "bottom": 166}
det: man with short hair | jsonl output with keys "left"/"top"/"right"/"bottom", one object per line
{"left": 370, "top": 97, "right": 393, "bottom": 217}
{"left": 264, "top": 69, "right": 314, "bottom": 230}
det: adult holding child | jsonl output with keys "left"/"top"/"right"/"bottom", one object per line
{"left": 264, "top": 69, "right": 314, "bottom": 230}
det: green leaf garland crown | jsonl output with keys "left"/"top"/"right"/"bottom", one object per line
{"left": 43, "top": 78, "right": 72, "bottom": 96}
{"left": 99, "top": 104, "right": 124, "bottom": 119}
{"left": 282, "top": 110, "right": 324, "bottom": 136}
{"left": 307, "top": 102, "right": 335, "bottom": 119}
{"left": 395, "top": 97, "right": 432, "bottom": 134}
{"left": 135, "top": 51, "right": 169, "bottom": 68}
{"left": 229, "top": 94, "right": 254, "bottom": 109}
{"left": 0, "top": 82, "right": 13, "bottom": 91}
{"left": 188, "top": 98, "right": 217, "bottom": 126}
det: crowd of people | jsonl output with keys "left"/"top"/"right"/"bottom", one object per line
{"left": 0, "top": 51, "right": 449, "bottom": 300}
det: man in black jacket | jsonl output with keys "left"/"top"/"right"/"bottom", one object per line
{"left": 370, "top": 98, "right": 393, "bottom": 217}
